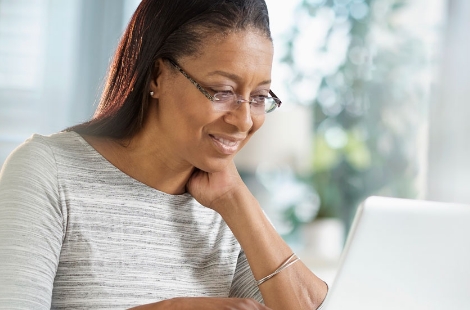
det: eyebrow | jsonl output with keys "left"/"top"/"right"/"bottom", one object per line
{"left": 207, "top": 70, "right": 272, "bottom": 86}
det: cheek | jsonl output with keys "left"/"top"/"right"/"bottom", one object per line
{"left": 162, "top": 90, "right": 208, "bottom": 125}
{"left": 182, "top": 103, "right": 216, "bottom": 132}
{"left": 170, "top": 102, "right": 217, "bottom": 142}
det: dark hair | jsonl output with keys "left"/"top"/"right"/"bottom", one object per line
{"left": 67, "top": 0, "right": 272, "bottom": 138}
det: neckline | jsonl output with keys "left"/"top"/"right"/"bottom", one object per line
{"left": 66, "top": 131, "right": 192, "bottom": 199}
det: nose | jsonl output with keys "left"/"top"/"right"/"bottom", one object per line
{"left": 223, "top": 100, "right": 253, "bottom": 132}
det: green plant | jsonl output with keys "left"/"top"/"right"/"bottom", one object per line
{"left": 280, "top": 0, "right": 435, "bottom": 231}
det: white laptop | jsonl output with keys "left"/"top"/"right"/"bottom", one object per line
{"left": 319, "top": 196, "right": 470, "bottom": 310}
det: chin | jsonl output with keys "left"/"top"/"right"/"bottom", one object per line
{"left": 195, "top": 156, "right": 233, "bottom": 173}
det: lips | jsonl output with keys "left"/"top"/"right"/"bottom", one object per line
{"left": 209, "top": 134, "right": 244, "bottom": 155}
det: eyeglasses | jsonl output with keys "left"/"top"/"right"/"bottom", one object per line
{"left": 167, "top": 59, "right": 282, "bottom": 115}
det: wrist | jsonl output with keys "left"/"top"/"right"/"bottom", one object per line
{"left": 213, "top": 187, "right": 259, "bottom": 219}
{"left": 217, "top": 193, "right": 273, "bottom": 243}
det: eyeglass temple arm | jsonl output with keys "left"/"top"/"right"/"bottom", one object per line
{"left": 170, "top": 57, "right": 281, "bottom": 107}
{"left": 269, "top": 90, "right": 282, "bottom": 106}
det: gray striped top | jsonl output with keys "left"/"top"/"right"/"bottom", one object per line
{"left": 0, "top": 132, "right": 262, "bottom": 309}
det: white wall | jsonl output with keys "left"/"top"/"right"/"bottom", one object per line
{"left": 426, "top": 0, "right": 470, "bottom": 204}
{"left": 0, "top": 0, "right": 128, "bottom": 167}
{"left": 0, "top": 0, "right": 81, "bottom": 165}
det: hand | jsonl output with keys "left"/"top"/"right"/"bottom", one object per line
{"left": 186, "top": 161, "right": 249, "bottom": 213}
{"left": 130, "top": 297, "right": 272, "bottom": 310}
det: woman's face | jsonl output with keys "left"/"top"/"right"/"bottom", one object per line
{"left": 149, "top": 30, "right": 274, "bottom": 173}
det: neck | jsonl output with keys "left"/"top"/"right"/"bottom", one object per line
{"left": 82, "top": 133, "right": 194, "bottom": 195}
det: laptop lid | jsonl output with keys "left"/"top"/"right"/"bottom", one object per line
{"left": 320, "top": 196, "right": 470, "bottom": 310}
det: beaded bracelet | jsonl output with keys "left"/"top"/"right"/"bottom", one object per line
{"left": 256, "top": 253, "right": 300, "bottom": 286}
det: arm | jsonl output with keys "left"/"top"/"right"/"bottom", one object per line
{"left": 0, "top": 137, "right": 64, "bottom": 309}
{"left": 219, "top": 188, "right": 327, "bottom": 309}
{"left": 129, "top": 298, "right": 271, "bottom": 310}
{"left": 187, "top": 162, "right": 328, "bottom": 310}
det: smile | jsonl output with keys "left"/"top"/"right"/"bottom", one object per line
{"left": 209, "top": 134, "right": 243, "bottom": 155}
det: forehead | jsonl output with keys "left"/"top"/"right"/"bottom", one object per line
{"left": 178, "top": 30, "right": 274, "bottom": 80}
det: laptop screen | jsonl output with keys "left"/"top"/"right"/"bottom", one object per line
{"left": 320, "top": 196, "right": 470, "bottom": 310}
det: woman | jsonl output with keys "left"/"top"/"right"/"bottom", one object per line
{"left": 0, "top": 0, "right": 328, "bottom": 309}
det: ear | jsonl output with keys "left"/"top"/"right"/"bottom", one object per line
{"left": 149, "top": 58, "right": 166, "bottom": 99}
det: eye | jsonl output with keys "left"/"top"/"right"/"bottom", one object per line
{"left": 212, "top": 89, "right": 234, "bottom": 95}
{"left": 211, "top": 89, "right": 234, "bottom": 99}
{"left": 251, "top": 95, "right": 268, "bottom": 105}
{"left": 211, "top": 89, "right": 235, "bottom": 102}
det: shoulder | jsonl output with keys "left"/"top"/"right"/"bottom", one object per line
{"left": 0, "top": 131, "right": 84, "bottom": 182}
{"left": 2, "top": 134, "right": 56, "bottom": 173}
{"left": 4, "top": 131, "right": 86, "bottom": 163}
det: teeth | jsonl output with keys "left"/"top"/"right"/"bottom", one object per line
{"left": 214, "top": 136, "right": 238, "bottom": 146}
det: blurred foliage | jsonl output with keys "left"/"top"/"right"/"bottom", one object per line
{"left": 281, "top": 0, "right": 432, "bottom": 229}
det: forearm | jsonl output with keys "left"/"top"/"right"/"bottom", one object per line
{"left": 128, "top": 297, "right": 270, "bottom": 310}
{"left": 219, "top": 191, "right": 327, "bottom": 310}
{"left": 128, "top": 300, "right": 168, "bottom": 310}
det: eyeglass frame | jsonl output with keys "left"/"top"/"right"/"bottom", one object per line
{"left": 166, "top": 59, "right": 282, "bottom": 114}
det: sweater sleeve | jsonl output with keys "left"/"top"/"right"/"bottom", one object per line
{"left": 229, "top": 249, "right": 263, "bottom": 303}
{"left": 0, "top": 135, "right": 64, "bottom": 310}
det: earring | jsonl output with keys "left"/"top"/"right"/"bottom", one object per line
{"left": 150, "top": 91, "right": 154, "bottom": 96}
